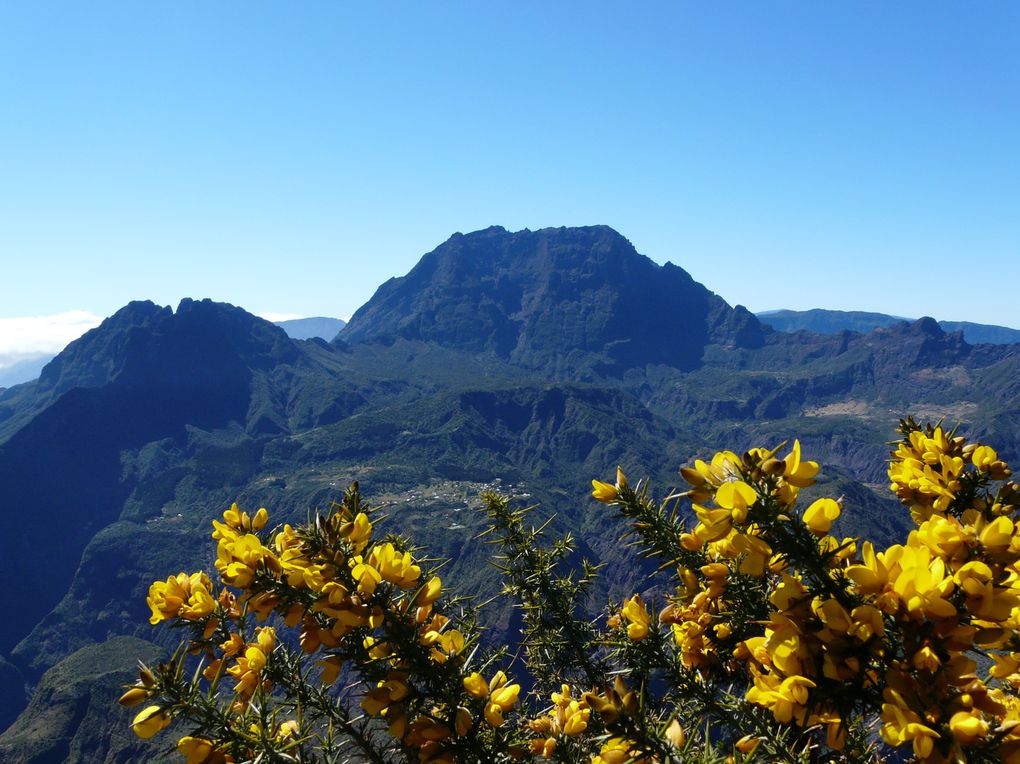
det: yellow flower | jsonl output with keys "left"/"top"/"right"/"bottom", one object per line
{"left": 592, "top": 467, "right": 629, "bottom": 503}
{"left": 682, "top": 451, "right": 742, "bottom": 491}
{"left": 845, "top": 541, "right": 890, "bottom": 594}
{"left": 732, "top": 531, "right": 771, "bottom": 577}
{"left": 848, "top": 604, "right": 884, "bottom": 641}
{"left": 912, "top": 644, "right": 941, "bottom": 673}
{"left": 147, "top": 571, "right": 215, "bottom": 624}
{"left": 531, "top": 737, "right": 556, "bottom": 758}
{"left": 591, "top": 479, "right": 618, "bottom": 503}
{"left": 802, "top": 497, "right": 841, "bottom": 535}
{"left": 663, "top": 718, "right": 684, "bottom": 747}
{"left": 979, "top": 515, "right": 1015, "bottom": 554}
{"left": 339, "top": 512, "right": 373, "bottom": 552}
{"left": 216, "top": 502, "right": 268, "bottom": 535}
{"left": 318, "top": 656, "right": 343, "bottom": 685}
{"left": 562, "top": 701, "right": 590, "bottom": 736}
{"left": 592, "top": 737, "right": 646, "bottom": 764}
{"left": 691, "top": 504, "right": 734, "bottom": 542}
{"left": 349, "top": 556, "right": 383, "bottom": 597}
{"left": 415, "top": 575, "right": 443, "bottom": 607}
{"left": 177, "top": 736, "right": 227, "bottom": 764}
{"left": 892, "top": 543, "right": 957, "bottom": 620}
{"left": 746, "top": 673, "right": 816, "bottom": 724}
{"left": 429, "top": 628, "right": 465, "bottom": 663}
{"left": 715, "top": 480, "right": 757, "bottom": 524}
{"left": 227, "top": 645, "right": 269, "bottom": 699}
{"left": 916, "top": 514, "right": 967, "bottom": 558}
{"left": 621, "top": 594, "right": 651, "bottom": 641}
{"left": 132, "top": 705, "right": 171, "bottom": 739}
{"left": 888, "top": 427, "right": 966, "bottom": 517}
{"left": 734, "top": 735, "right": 760, "bottom": 754}
{"left": 368, "top": 542, "right": 421, "bottom": 588}
{"left": 972, "top": 444, "right": 1011, "bottom": 479}
{"left": 463, "top": 670, "right": 520, "bottom": 727}
{"left": 463, "top": 672, "right": 489, "bottom": 699}
{"left": 484, "top": 682, "right": 520, "bottom": 727}
{"left": 276, "top": 719, "right": 299, "bottom": 741}
{"left": 216, "top": 533, "right": 278, "bottom": 589}
{"left": 812, "top": 597, "right": 852, "bottom": 635}
{"left": 361, "top": 672, "right": 410, "bottom": 716}
{"left": 783, "top": 440, "right": 819, "bottom": 488}
{"left": 949, "top": 710, "right": 989, "bottom": 744}
{"left": 990, "top": 653, "right": 1020, "bottom": 679}
{"left": 455, "top": 706, "right": 473, "bottom": 737}
{"left": 487, "top": 670, "right": 509, "bottom": 692}
{"left": 117, "top": 686, "right": 148, "bottom": 707}
{"left": 255, "top": 626, "right": 276, "bottom": 654}
{"left": 251, "top": 507, "right": 268, "bottom": 529}
{"left": 881, "top": 693, "right": 941, "bottom": 758}
{"left": 523, "top": 683, "right": 590, "bottom": 747}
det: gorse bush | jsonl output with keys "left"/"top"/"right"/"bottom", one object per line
{"left": 121, "top": 418, "right": 1020, "bottom": 763}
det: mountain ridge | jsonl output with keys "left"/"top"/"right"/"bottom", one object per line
{"left": 758, "top": 307, "right": 1020, "bottom": 345}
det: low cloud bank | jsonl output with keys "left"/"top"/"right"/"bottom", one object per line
{"left": 257, "top": 312, "right": 305, "bottom": 323}
{"left": 0, "top": 311, "right": 103, "bottom": 370}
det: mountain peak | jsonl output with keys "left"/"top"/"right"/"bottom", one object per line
{"left": 340, "top": 225, "right": 763, "bottom": 370}
{"left": 912, "top": 316, "right": 944, "bottom": 337}
{"left": 37, "top": 298, "right": 297, "bottom": 397}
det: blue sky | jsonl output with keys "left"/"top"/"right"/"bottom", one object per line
{"left": 1, "top": 2, "right": 1018, "bottom": 353}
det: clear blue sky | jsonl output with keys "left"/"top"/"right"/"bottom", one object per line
{"left": 1, "top": 2, "right": 1017, "bottom": 328}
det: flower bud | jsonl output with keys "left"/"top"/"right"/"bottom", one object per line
{"left": 615, "top": 466, "right": 628, "bottom": 491}
{"left": 680, "top": 466, "right": 706, "bottom": 487}
{"left": 117, "top": 687, "right": 148, "bottom": 707}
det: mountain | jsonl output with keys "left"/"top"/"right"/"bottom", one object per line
{"left": 0, "top": 315, "right": 346, "bottom": 391}
{"left": 0, "top": 637, "right": 163, "bottom": 764}
{"left": 758, "top": 308, "right": 1020, "bottom": 345}
{"left": 340, "top": 226, "right": 766, "bottom": 371}
{"left": 2, "top": 226, "right": 1020, "bottom": 759}
{"left": 938, "top": 320, "right": 1020, "bottom": 345}
{"left": 274, "top": 316, "right": 346, "bottom": 341}
{"left": 0, "top": 299, "right": 315, "bottom": 657}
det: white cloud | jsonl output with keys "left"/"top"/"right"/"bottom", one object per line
{"left": 257, "top": 312, "right": 305, "bottom": 323}
{"left": 0, "top": 311, "right": 103, "bottom": 369}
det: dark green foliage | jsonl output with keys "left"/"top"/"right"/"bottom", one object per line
{"left": 0, "top": 637, "right": 166, "bottom": 764}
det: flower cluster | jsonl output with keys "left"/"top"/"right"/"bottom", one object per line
{"left": 591, "top": 420, "right": 1020, "bottom": 762}
{"left": 122, "top": 486, "right": 523, "bottom": 763}
{"left": 526, "top": 684, "right": 591, "bottom": 757}
{"left": 126, "top": 418, "right": 1020, "bottom": 763}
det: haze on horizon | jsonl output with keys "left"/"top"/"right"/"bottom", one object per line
{"left": 1, "top": 4, "right": 1017, "bottom": 350}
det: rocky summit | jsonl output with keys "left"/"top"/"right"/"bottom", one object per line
{"left": 340, "top": 225, "right": 765, "bottom": 370}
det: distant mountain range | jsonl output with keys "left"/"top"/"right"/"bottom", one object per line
{"left": 274, "top": 316, "right": 346, "bottom": 341}
{"left": 0, "top": 354, "right": 53, "bottom": 389}
{"left": 2, "top": 225, "right": 1020, "bottom": 761}
{"left": 757, "top": 308, "right": 1020, "bottom": 345}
